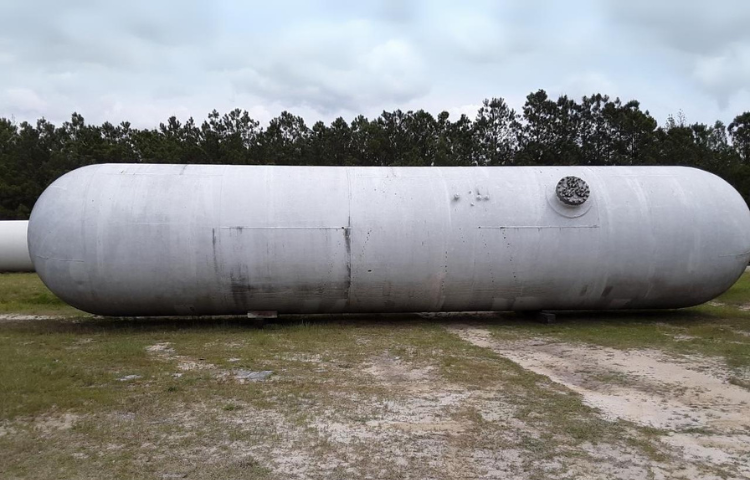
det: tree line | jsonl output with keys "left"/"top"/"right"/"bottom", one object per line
{"left": 2, "top": 89, "right": 750, "bottom": 219}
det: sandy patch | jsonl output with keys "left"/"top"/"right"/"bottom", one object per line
{"left": 0, "top": 314, "right": 61, "bottom": 321}
{"left": 146, "top": 342, "right": 175, "bottom": 356}
{"left": 449, "top": 325, "right": 750, "bottom": 478}
{"left": 32, "top": 413, "right": 80, "bottom": 434}
{"left": 145, "top": 342, "right": 268, "bottom": 379}
{"left": 363, "top": 354, "right": 436, "bottom": 383}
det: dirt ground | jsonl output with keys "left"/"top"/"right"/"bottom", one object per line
{"left": 2, "top": 271, "right": 750, "bottom": 479}
{"left": 450, "top": 325, "right": 750, "bottom": 479}
{"left": 3, "top": 321, "right": 749, "bottom": 479}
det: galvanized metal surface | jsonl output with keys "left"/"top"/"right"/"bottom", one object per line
{"left": 0, "top": 220, "right": 34, "bottom": 272}
{"left": 28, "top": 164, "right": 750, "bottom": 316}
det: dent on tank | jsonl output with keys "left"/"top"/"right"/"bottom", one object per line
{"left": 27, "top": 164, "right": 750, "bottom": 317}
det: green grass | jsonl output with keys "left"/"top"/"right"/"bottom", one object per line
{"left": 488, "top": 274, "right": 750, "bottom": 372}
{"left": 0, "top": 272, "right": 748, "bottom": 478}
{"left": 710, "top": 271, "right": 750, "bottom": 307}
{"left": 0, "top": 273, "right": 84, "bottom": 315}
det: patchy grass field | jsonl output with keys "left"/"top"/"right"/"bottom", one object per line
{"left": 0, "top": 273, "right": 749, "bottom": 479}
{"left": 0, "top": 273, "right": 81, "bottom": 316}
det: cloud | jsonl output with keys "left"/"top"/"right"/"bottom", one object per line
{"left": 556, "top": 72, "right": 619, "bottom": 101}
{"left": 221, "top": 21, "right": 429, "bottom": 112}
{"left": 603, "top": 0, "right": 750, "bottom": 56}
{"left": 0, "top": 0, "right": 748, "bottom": 128}
{"left": 693, "top": 43, "right": 750, "bottom": 108}
{"left": 602, "top": 0, "right": 750, "bottom": 106}
{"left": 373, "top": 0, "right": 417, "bottom": 24}
{"left": 1, "top": 88, "right": 48, "bottom": 119}
{"left": 0, "top": 1, "right": 217, "bottom": 72}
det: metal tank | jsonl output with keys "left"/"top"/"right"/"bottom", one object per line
{"left": 0, "top": 220, "right": 34, "bottom": 272}
{"left": 28, "top": 164, "right": 750, "bottom": 316}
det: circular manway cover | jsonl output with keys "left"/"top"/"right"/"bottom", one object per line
{"left": 556, "top": 176, "right": 590, "bottom": 206}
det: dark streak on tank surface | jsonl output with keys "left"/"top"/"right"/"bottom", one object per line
{"left": 343, "top": 219, "right": 352, "bottom": 307}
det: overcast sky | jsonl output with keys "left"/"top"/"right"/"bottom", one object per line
{"left": 1, "top": 0, "right": 748, "bottom": 128}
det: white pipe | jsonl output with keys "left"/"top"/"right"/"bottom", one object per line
{"left": 0, "top": 220, "right": 34, "bottom": 272}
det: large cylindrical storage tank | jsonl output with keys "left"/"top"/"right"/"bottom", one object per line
{"left": 28, "top": 164, "right": 750, "bottom": 316}
{"left": 0, "top": 220, "right": 34, "bottom": 272}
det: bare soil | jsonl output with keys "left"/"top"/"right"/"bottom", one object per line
{"left": 450, "top": 325, "right": 750, "bottom": 479}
